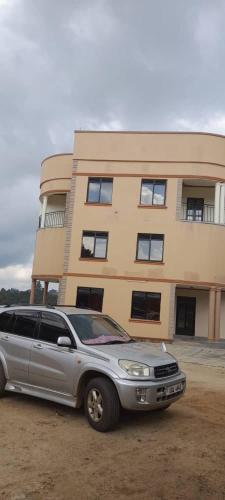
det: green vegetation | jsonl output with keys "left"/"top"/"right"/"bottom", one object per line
{"left": 0, "top": 281, "right": 58, "bottom": 306}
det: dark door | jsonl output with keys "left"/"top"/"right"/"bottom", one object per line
{"left": 176, "top": 297, "right": 196, "bottom": 336}
{"left": 186, "top": 198, "right": 204, "bottom": 221}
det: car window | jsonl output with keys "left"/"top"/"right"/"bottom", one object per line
{"left": 0, "top": 311, "right": 15, "bottom": 333}
{"left": 13, "top": 310, "right": 38, "bottom": 339}
{"left": 67, "top": 314, "right": 131, "bottom": 345}
{"left": 38, "top": 312, "right": 72, "bottom": 344}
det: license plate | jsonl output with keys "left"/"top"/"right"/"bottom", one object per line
{"left": 166, "top": 383, "right": 182, "bottom": 396}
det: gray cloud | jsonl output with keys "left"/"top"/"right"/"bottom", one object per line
{"left": 1, "top": 0, "right": 225, "bottom": 286}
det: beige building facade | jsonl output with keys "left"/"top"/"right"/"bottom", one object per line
{"left": 31, "top": 131, "right": 225, "bottom": 341}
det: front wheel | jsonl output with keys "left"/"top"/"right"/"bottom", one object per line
{"left": 84, "top": 377, "right": 120, "bottom": 432}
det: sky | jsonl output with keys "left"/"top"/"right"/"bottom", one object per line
{"left": 1, "top": 0, "right": 225, "bottom": 289}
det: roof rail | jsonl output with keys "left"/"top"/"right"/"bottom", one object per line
{"left": 0, "top": 304, "right": 56, "bottom": 308}
{"left": 56, "top": 304, "right": 77, "bottom": 307}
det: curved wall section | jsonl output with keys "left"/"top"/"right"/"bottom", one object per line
{"left": 40, "top": 178, "right": 71, "bottom": 197}
{"left": 32, "top": 228, "right": 65, "bottom": 278}
{"left": 40, "top": 154, "right": 73, "bottom": 192}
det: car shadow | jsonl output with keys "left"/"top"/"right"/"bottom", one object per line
{"left": 4, "top": 391, "right": 81, "bottom": 418}
{"left": 119, "top": 407, "right": 174, "bottom": 429}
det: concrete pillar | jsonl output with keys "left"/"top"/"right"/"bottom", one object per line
{"left": 43, "top": 281, "right": 49, "bottom": 305}
{"left": 30, "top": 279, "right": 36, "bottom": 305}
{"left": 214, "top": 288, "right": 221, "bottom": 340}
{"left": 40, "top": 196, "right": 47, "bottom": 228}
{"left": 208, "top": 287, "right": 216, "bottom": 340}
{"left": 219, "top": 184, "right": 225, "bottom": 225}
{"left": 214, "top": 183, "right": 221, "bottom": 224}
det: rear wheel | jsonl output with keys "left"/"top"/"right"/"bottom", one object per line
{"left": 84, "top": 377, "right": 120, "bottom": 432}
{"left": 0, "top": 363, "right": 6, "bottom": 397}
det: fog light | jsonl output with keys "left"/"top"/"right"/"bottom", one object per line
{"left": 136, "top": 388, "right": 147, "bottom": 403}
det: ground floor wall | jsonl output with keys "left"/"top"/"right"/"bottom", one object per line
{"left": 57, "top": 277, "right": 225, "bottom": 340}
{"left": 61, "top": 276, "right": 175, "bottom": 340}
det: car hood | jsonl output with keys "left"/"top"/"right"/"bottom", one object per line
{"left": 86, "top": 341, "right": 176, "bottom": 367}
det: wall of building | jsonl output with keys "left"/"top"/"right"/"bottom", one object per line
{"left": 32, "top": 228, "right": 65, "bottom": 278}
{"left": 182, "top": 186, "right": 215, "bottom": 205}
{"left": 74, "top": 131, "right": 225, "bottom": 169}
{"left": 40, "top": 154, "right": 72, "bottom": 198}
{"left": 32, "top": 132, "right": 225, "bottom": 340}
{"left": 66, "top": 173, "right": 225, "bottom": 286}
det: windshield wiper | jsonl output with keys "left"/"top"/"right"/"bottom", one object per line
{"left": 101, "top": 339, "right": 134, "bottom": 345}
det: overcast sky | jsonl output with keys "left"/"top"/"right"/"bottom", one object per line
{"left": 1, "top": 0, "right": 225, "bottom": 289}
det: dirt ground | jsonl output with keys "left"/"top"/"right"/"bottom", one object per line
{"left": 0, "top": 362, "right": 225, "bottom": 500}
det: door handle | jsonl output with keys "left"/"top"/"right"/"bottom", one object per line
{"left": 33, "top": 343, "right": 43, "bottom": 349}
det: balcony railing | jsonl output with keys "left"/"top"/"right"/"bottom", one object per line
{"left": 39, "top": 211, "right": 65, "bottom": 228}
{"left": 181, "top": 203, "right": 214, "bottom": 223}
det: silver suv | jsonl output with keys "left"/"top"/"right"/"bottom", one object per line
{"left": 0, "top": 306, "right": 186, "bottom": 431}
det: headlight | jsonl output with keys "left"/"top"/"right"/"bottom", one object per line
{"left": 119, "top": 359, "right": 150, "bottom": 377}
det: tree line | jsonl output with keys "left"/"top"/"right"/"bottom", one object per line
{"left": 0, "top": 281, "right": 58, "bottom": 306}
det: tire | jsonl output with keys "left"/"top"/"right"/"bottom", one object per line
{"left": 0, "top": 363, "right": 6, "bottom": 397}
{"left": 84, "top": 377, "right": 120, "bottom": 432}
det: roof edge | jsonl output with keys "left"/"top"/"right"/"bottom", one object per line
{"left": 41, "top": 152, "right": 73, "bottom": 167}
{"left": 74, "top": 130, "right": 225, "bottom": 140}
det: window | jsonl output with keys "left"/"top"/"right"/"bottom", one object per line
{"left": 131, "top": 291, "right": 161, "bottom": 321}
{"left": 13, "top": 310, "right": 38, "bottom": 338}
{"left": 140, "top": 180, "right": 166, "bottom": 205}
{"left": 136, "top": 234, "right": 164, "bottom": 262}
{"left": 0, "top": 311, "right": 15, "bottom": 333}
{"left": 87, "top": 178, "right": 113, "bottom": 204}
{"left": 76, "top": 287, "right": 104, "bottom": 312}
{"left": 39, "top": 312, "right": 72, "bottom": 344}
{"left": 81, "top": 231, "right": 108, "bottom": 259}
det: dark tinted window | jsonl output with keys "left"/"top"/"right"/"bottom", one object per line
{"left": 0, "top": 311, "right": 15, "bottom": 333}
{"left": 76, "top": 287, "right": 104, "bottom": 312}
{"left": 131, "top": 291, "right": 161, "bottom": 321}
{"left": 140, "top": 180, "right": 166, "bottom": 205}
{"left": 39, "top": 312, "right": 71, "bottom": 344}
{"left": 87, "top": 178, "right": 113, "bottom": 204}
{"left": 136, "top": 234, "right": 164, "bottom": 261}
{"left": 81, "top": 232, "right": 108, "bottom": 259}
{"left": 14, "top": 311, "right": 38, "bottom": 338}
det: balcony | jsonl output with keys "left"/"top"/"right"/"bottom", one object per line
{"left": 39, "top": 210, "right": 65, "bottom": 228}
{"left": 181, "top": 203, "right": 215, "bottom": 223}
{"left": 39, "top": 193, "right": 67, "bottom": 229}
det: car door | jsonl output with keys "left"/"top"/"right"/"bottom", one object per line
{"left": 29, "top": 311, "right": 78, "bottom": 396}
{"left": 0, "top": 309, "right": 38, "bottom": 383}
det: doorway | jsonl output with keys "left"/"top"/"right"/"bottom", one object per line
{"left": 186, "top": 198, "right": 204, "bottom": 221}
{"left": 176, "top": 296, "right": 196, "bottom": 336}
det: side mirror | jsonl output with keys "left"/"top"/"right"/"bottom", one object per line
{"left": 57, "top": 336, "right": 72, "bottom": 347}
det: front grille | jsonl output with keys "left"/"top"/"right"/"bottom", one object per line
{"left": 156, "top": 388, "right": 184, "bottom": 402}
{"left": 154, "top": 362, "right": 178, "bottom": 379}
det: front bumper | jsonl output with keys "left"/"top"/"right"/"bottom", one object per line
{"left": 114, "top": 371, "right": 186, "bottom": 411}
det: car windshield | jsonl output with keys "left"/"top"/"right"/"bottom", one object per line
{"left": 67, "top": 314, "right": 132, "bottom": 345}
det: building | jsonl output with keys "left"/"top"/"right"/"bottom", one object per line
{"left": 31, "top": 131, "right": 225, "bottom": 341}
